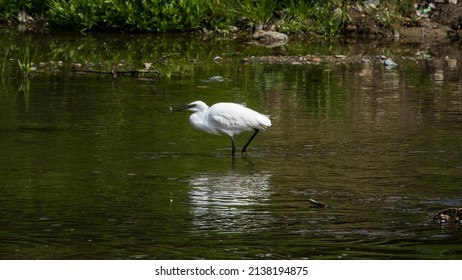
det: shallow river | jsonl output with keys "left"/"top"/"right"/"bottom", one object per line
{"left": 0, "top": 30, "right": 461, "bottom": 259}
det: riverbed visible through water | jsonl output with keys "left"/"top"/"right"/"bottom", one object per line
{"left": 1, "top": 29, "right": 462, "bottom": 259}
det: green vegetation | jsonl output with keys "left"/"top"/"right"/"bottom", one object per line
{"left": 46, "top": 0, "right": 211, "bottom": 32}
{"left": 17, "top": 46, "right": 32, "bottom": 77}
{"left": 1, "top": 0, "right": 418, "bottom": 36}
{"left": 0, "top": 0, "right": 45, "bottom": 21}
{"left": 279, "top": 0, "right": 348, "bottom": 36}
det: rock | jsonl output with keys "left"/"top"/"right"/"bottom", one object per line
{"left": 228, "top": 26, "right": 239, "bottom": 33}
{"left": 17, "top": 11, "right": 34, "bottom": 23}
{"left": 362, "top": 58, "right": 371, "bottom": 63}
{"left": 252, "top": 30, "right": 288, "bottom": 47}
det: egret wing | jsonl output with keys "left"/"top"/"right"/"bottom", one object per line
{"left": 207, "top": 103, "right": 270, "bottom": 136}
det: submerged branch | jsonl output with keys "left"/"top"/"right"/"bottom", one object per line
{"left": 72, "top": 53, "right": 180, "bottom": 78}
{"left": 73, "top": 68, "right": 161, "bottom": 78}
{"left": 152, "top": 53, "right": 181, "bottom": 65}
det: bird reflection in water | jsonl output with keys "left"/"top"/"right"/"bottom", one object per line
{"left": 189, "top": 172, "right": 272, "bottom": 233}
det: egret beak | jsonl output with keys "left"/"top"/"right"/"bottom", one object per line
{"left": 170, "top": 103, "right": 196, "bottom": 112}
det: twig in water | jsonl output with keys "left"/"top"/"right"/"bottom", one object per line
{"left": 152, "top": 53, "right": 181, "bottom": 65}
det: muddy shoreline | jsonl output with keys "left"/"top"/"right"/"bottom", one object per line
{"left": 244, "top": 2, "right": 462, "bottom": 65}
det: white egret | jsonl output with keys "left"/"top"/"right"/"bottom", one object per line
{"left": 171, "top": 101, "right": 271, "bottom": 155}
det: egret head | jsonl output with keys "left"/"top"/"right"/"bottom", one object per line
{"left": 170, "top": 101, "right": 208, "bottom": 112}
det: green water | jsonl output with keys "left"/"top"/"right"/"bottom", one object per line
{"left": 1, "top": 30, "right": 462, "bottom": 259}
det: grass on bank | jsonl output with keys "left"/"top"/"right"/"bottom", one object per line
{"left": 1, "top": 0, "right": 417, "bottom": 36}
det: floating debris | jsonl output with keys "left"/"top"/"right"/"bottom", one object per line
{"left": 201, "top": 75, "right": 226, "bottom": 83}
{"left": 417, "top": 51, "right": 431, "bottom": 59}
{"left": 415, "top": 3, "right": 435, "bottom": 18}
{"left": 384, "top": 58, "right": 398, "bottom": 68}
{"left": 143, "top": 62, "right": 152, "bottom": 70}
{"left": 309, "top": 198, "right": 332, "bottom": 208}
{"left": 213, "top": 56, "right": 222, "bottom": 63}
{"left": 431, "top": 208, "right": 462, "bottom": 225}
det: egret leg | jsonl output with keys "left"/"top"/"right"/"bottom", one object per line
{"left": 230, "top": 136, "right": 236, "bottom": 156}
{"left": 242, "top": 129, "right": 259, "bottom": 154}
